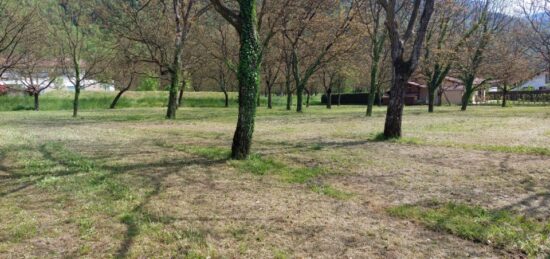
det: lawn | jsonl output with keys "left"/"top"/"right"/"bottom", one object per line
{"left": 1, "top": 101, "right": 550, "bottom": 257}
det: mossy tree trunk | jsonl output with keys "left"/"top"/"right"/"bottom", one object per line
{"left": 231, "top": 1, "right": 261, "bottom": 159}
{"left": 212, "top": 0, "right": 261, "bottom": 159}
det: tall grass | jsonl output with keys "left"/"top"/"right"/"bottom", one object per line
{"left": 0, "top": 90, "right": 322, "bottom": 111}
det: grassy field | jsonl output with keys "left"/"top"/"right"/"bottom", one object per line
{"left": 1, "top": 104, "right": 550, "bottom": 258}
{"left": 0, "top": 91, "right": 321, "bottom": 111}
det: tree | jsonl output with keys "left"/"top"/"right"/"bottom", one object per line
{"left": 358, "top": 0, "right": 387, "bottom": 117}
{"left": 107, "top": 0, "right": 207, "bottom": 119}
{"left": 18, "top": 58, "right": 61, "bottom": 111}
{"left": 486, "top": 21, "right": 533, "bottom": 107}
{"left": 282, "top": 0, "right": 356, "bottom": 113}
{"left": 378, "top": 0, "right": 435, "bottom": 138}
{"left": 211, "top": 0, "right": 262, "bottom": 159}
{"left": 165, "top": 0, "right": 207, "bottom": 119}
{"left": 456, "top": 0, "right": 508, "bottom": 111}
{"left": 421, "top": 0, "right": 464, "bottom": 113}
{"left": 57, "top": 0, "right": 113, "bottom": 117}
{"left": 0, "top": 0, "right": 35, "bottom": 78}
{"left": 108, "top": 44, "right": 142, "bottom": 109}
{"left": 522, "top": 0, "right": 550, "bottom": 72}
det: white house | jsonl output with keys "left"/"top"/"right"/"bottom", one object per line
{"left": 0, "top": 71, "right": 114, "bottom": 93}
{"left": 518, "top": 71, "right": 549, "bottom": 91}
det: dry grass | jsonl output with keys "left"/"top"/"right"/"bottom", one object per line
{"left": 1, "top": 105, "right": 550, "bottom": 258}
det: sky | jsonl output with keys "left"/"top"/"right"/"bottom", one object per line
{"left": 509, "top": 0, "right": 546, "bottom": 15}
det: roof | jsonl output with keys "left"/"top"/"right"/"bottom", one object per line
{"left": 407, "top": 81, "right": 427, "bottom": 88}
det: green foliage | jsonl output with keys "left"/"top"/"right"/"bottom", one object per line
{"left": 388, "top": 202, "right": 550, "bottom": 256}
{"left": 137, "top": 77, "right": 160, "bottom": 91}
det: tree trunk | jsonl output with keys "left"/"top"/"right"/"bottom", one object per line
{"left": 367, "top": 56, "right": 379, "bottom": 116}
{"left": 110, "top": 88, "right": 129, "bottom": 109}
{"left": 178, "top": 79, "right": 186, "bottom": 108}
{"left": 267, "top": 85, "right": 272, "bottom": 109}
{"left": 305, "top": 88, "right": 310, "bottom": 108}
{"left": 285, "top": 81, "right": 292, "bottom": 110}
{"left": 166, "top": 70, "right": 179, "bottom": 119}
{"left": 296, "top": 83, "right": 303, "bottom": 112}
{"left": 73, "top": 82, "right": 80, "bottom": 117}
{"left": 223, "top": 88, "right": 229, "bottom": 107}
{"left": 502, "top": 88, "right": 507, "bottom": 107}
{"left": 286, "top": 92, "right": 292, "bottom": 110}
{"left": 326, "top": 91, "right": 332, "bottom": 109}
{"left": 166, "top": 2, "right": 185, "bottom": 120}
{"left": 383, "top": 69, "right": 408, "bottom": 139}
{"left": 428, "top": 88, "right": 435, "bottom": 113}
{"left": 231, "top": 0, "right": 261, "bottom": 160}
{"left": 461, "top": 90, "right": 472, "bottom": 111}
{"left": 34, "top": 92, "right": 39, "bottom": 111}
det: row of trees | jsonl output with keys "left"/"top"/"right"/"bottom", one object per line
{"left": 1, "top": 0, "right": 549, "bottom": 159}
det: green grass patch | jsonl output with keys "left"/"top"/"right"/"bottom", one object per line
{"left": 0, "top": 91, "right": 321, "bottom": 111}
{"left": 441, "top": 143, "right": 550, "bottom": 157}
{"left": 185, "top": 146, "right": 230, "bottom": 160}
{"left": 230, "top": 154, "right": 324, "bottom": 184}
{"left": 388, "top": 201, "right": 550, "bottom": 256}
{"left": 311, "top": 185, "right": 353, "bottom": 200}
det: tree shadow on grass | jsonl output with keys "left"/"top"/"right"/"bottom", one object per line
{"left": 0, "top": 140, "right": 231, "bottom": 258}
{"left": 499, "top": 189, "right": 550, "bottom": 220}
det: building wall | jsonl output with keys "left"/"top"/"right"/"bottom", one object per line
{"left": 440, "top": 90, "right": 463, "bottom": 105}
{"left": 520, "top": 73, "right": 548, "bottom": 90}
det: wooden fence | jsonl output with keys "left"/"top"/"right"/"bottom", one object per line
{"left": 479, "top": 90, "right": 550, "bottom": 106}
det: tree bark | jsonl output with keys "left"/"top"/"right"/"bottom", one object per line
{"left": 461, "top": 89, "right": 472, "bottom": 111}
{"left": 166, "top": 0, "right": 186, "bottom": 120}
{"left": 110, "top": 87, "right": 129, "bottom": 109}
{"left": 34, "top": 92, "right": 39, "bottom": 111}
{"left": 178, "top": 79, "right": 186, "bottom": 107}
{"left": 296, "top": 83, "right": 304, "bottom": 112}
{"left": 73, "top": 82, "right": 80, "bottom": 117}
{"left": 230, "top": 0, "right": 261, "bottom": 160}
{"left": 502, "top": 88, "right": 507, "bottom": 107}
{"left": 166, "top": 70, "right": 180, "bottom": 119}
{"left": 223, "top": 88, "right": 229, "bottom": 107}
{"left": 383, "top": 68, "right": 407, "bottom": 138}
{"left": 305, "top": 88, "right": 310, "bottom": 108}
{"left": 267, "top": 85, "right": 272, "bottom": 109}
{"left": 326, "top": 89, "right": 332, "bottom": 109}
{"left": 428, "top": 89, "right": 435, "bottom": 113}
{"left": 367, "top": 64, "right": 379, "bottom": 116}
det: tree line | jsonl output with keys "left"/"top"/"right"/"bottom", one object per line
{"left": 0, "top": 0, "right": 548, "bottom": 159}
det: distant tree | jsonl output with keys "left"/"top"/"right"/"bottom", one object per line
{"left": 358, "top": 0, "right": 387, "bottom": 117}
{"left": 18, "top": 58, "right": 62, "bottom": 111}
{"left": 456, "top": 0, "right": 509, "bottom": 111}
{"left": 378, "top": 0, "right": 435, "bottom": 138}
{"left": 56, "top": 0, "right": 114, "bottom": 117}
{"left": 282, "top": 0, "right": 357, "bottom": 113}
{"left": 522, "top": 0, "right": 550, "bottom": 72}
{"left": 486, "top": 21, "right": 533, "bottom": 107}
{"left": 107, "top": 0, "right": 208, "bottom": 119}
{"left": 0, "top": 0, "right": 36, "bottom": 77}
